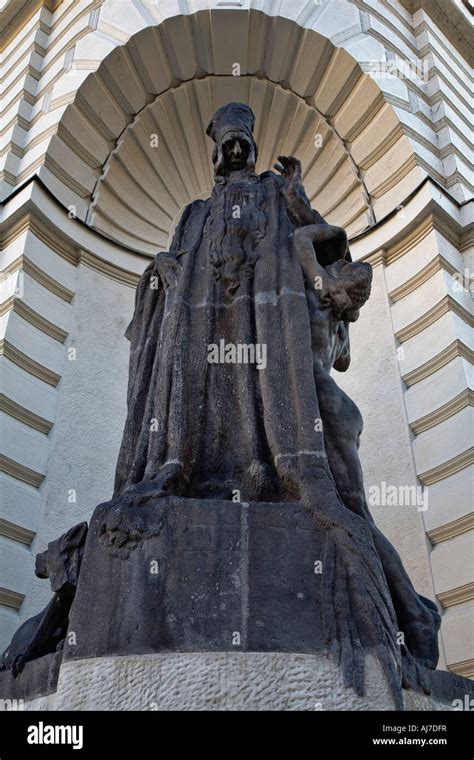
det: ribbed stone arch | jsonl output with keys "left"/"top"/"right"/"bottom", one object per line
{"left": 41, "top": 7, "right": 423, "bottom": 255}
{"left": 85, "top": 76, "right": 377, "bottom": 252}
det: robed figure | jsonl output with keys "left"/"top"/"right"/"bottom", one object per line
{"left": 113, "top": 103, "right": 440, "bottom": 677}
{"left": 115, "top": 103, "right": 349, "bottom": 503}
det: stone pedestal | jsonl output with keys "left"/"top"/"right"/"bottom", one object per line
{"left": 45, "top": 494, "right": 401, "bottom": 708}
{"left": 1, "top": 495, "right": 473, "bottom": 711}
{"left": 67, "top": 496, "right": 342, "bottom": 659}
{"left": 34, "top": 652, "right": 399, "bottom": 710}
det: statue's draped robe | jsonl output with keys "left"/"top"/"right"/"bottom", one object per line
{"left": 113, "top": 170, "right": 403, "bottom": 704}
{"left": 115, "top": 171, "right": 337, "bottom": 504}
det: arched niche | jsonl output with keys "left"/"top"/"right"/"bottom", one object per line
{"left": 42, "top": 9, "right": 422, "bottom": 256}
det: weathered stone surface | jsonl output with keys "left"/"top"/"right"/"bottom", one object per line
{"left": 0, "top": 102, "right": 453, "bottom": 712}
{"left": 0, "top": 652, "right": 61, "bottom": 703}
{"left": 1, "top": 649, "right": 472, "bottom": 711}
{"left": 402, "top": 656, "right": 474, "bottom": 706}
{"left": 1, "top": 494, "right": 471, "bottom": 711}
{"left": 63, "top": 495, "right": 403, "bottom": 706}
{"left": 110, "top": 102, "right": 440, "bottom": 675}
{"left": 0, "top": 523, "right": 87, "bottom": 677}
{"left": 67, "top": 496, "right": 355, "bottom": 657}
{"left": 48, "top": 652, "right": 399, "bottom": 711}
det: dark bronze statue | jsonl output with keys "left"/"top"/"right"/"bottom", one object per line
{"left": 111, "top": 102, "right": 440, "bottom": 670}
{"left": 113, "top": 104, "right": 360, "bottom": 503}
{"left": 1, "top": 104, "right": 441, "bottom": 691}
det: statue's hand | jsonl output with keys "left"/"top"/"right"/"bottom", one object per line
{"left": 273, "top": 155, "right": 314, "bottom": 226}
{"left": 273, "top": 155, "right": 302, "bottom": 192}
{"left": 154, "top": 251, "right": 182, "bottom": 289}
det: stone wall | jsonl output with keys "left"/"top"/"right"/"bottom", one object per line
{"left": 0, "top": 0, "right": 472, "bottom": 678}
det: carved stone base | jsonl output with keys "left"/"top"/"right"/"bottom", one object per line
{"left": 63, "top": 492, "right": 404, "bottom": 705}
{"left": 24, "top": 652, "right": 400, "bottom": 711}
{"left": 0, "top": 653, "right": 465, "bottom": 711}
{"left": 1, "top": 495, "right": 472, "bottom": 711}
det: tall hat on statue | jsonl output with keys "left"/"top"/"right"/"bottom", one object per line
{"left": 206, "top": 102, "right": 258, "bottom": 176}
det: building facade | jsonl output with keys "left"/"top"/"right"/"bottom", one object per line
{"left": 0, "top": 0, "right": 472, "bottom": 678}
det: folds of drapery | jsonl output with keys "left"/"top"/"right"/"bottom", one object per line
{"left": 111, "top": 172, "right": 402, "bottom": 704}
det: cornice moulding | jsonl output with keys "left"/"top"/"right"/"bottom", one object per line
{"left": 0, "top": 453, "right": 44, "bottom": 488}
{"left": 438, "top": 583, "right": 474, "bottom": 609}
{"left": 394, "top": 296, "right": 474, "bottom": 344}
{"left": 388, "top": 255, "right": 458, "bottom": 302}
{"left": 418, "top": 448, "right": 474, "bottom": 486}
{"left": 402, "top": 341, "right": 473, "bottom": 387}
{"left": 427, "top": 513, "right": 474, "bottom": 545}
{"left": 0, "top": 517, "right": 35, "bottom": 546}
{"left": 0, "top": 586, "right": 24, "bottom": 610}
{"left": 0, "top": 339, "right": 61, "bottom": 387}
{"left": 1, "top": 180, "right": 148, "bottom": 286}
{"left": 0, "top": 393, "right": 53, "bottom": 435}
{"left": 1, "top": 176, "right": 470, "bottom": 292}
{"left": 410, "top": 389, "right": 474, "bottom": 435}
{"left": 448, "top": 659, "right": 474, "bottom": 679}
